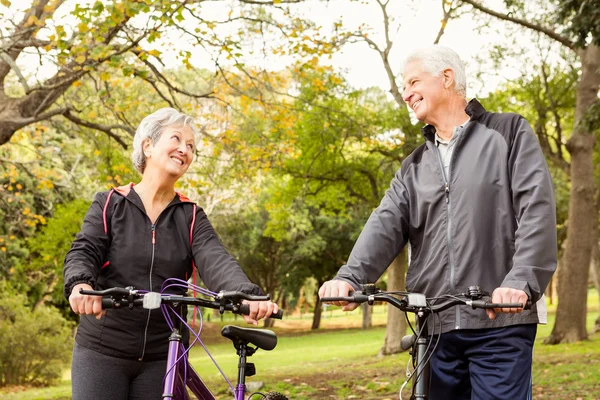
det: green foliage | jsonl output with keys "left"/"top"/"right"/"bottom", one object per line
{"left": 556, "top": 0, "right": 600, "bottom": 46}
{"left": 0, "top": 281, "right": 73, "bottom": 387}
{"left": 19, "top": 199, "right": 91, "bottom": 319}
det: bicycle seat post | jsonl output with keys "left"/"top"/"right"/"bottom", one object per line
{"left": 235, "top": 342, "right": 256, "bottom": 399}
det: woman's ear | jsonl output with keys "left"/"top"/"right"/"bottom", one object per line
{"left": 442, "top": 68, "right": 455, "bottom": 90}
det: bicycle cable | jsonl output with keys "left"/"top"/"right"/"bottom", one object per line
{"left": 160, "top": 278, "right": 238, "bottom": 394}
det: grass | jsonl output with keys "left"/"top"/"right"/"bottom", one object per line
{"left": 2, "top": 289, "right": 599, "bottom": 399}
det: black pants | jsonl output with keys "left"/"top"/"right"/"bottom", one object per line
{"left": 71, "top": 342, "right": 167, "bottom": 400}
{"left": 429, "top": 324, "right": 537, "bottom": 400}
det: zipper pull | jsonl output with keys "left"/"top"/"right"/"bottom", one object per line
{"left": 444, "top": 184, "right": 450, "bottom": 203}
{"left": 151, "top": 224, "right": 156, "bottom": 244}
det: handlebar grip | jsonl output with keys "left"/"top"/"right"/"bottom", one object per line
{"left": 471, "top": 300, "right": 528, "bottom": 309}
{"left": 102, "top": 298, "right": 115, "bottom": 309}
{"left": 237, "top": 304, "right": 284, "bottom": 319}
{"left": 321, "top": 296, "right": 354, "bottom": 302}
{"left": 239, "top": 303, "right": 251, "bottom": 315}
{"left": 321, "top": 295, "right": 369, "bottom": 303}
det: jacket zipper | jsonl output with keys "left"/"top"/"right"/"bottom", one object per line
{"left": 435, "top": 145, "right": 460, "bottom": 329}
{"left": 139, "top": 223, "right": 157, "bottom": 361}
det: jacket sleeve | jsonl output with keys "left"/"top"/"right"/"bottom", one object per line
{"left": 191, "top": 207, "right": 263, "bottom": 295}
{"left": 335, "top": 168, "right": 411, "bottom": 289}
{"left": 63, "top": 192, "right": 110, "bottom": 299}
{"left": 501, "top": 117, "right": 557, "bottom": 302}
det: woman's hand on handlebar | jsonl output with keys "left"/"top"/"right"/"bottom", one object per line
{"left": 486, "top": 287, "right": 528, "bottom": 320}
{"left": 242, "top": 300, "right": 279, "bottom": 325}
{"left": 69, "top": 283, "right": 106, "bottom": 320}
{"left": 318, "top": 280, "right": 359, "bottom": 312}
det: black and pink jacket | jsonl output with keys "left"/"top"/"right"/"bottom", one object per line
{"left": 64, "top": 183, "right": 261, "bottom": 360}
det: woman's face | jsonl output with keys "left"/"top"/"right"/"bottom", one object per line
{"left": 143, "top": 124, "right": 195, "bottom": 178}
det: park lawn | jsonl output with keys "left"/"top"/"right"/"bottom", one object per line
{"left": 2, "top": 289, "right": 599, "bottom": 400}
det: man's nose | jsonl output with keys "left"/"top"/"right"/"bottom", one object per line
{"left": 402, "top": 90, "right": 412, "bottom": 103}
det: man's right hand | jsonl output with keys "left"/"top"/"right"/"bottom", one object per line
{"left": 318, "top": 280, "right": 359, "bottom": 311}
{"left": 69, "top": 283, "right": 105, "bottom": 319}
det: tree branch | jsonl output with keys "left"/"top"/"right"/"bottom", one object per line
{"left": 459, "top": 0, "right": 575, "bottom": 50}
{"left": 0, "top": 0, "right": 53, "bottom": 82}
{"left": 63, "top": 110, "right": 131, "bottom": 148}
{"left": 0, "top": 52, "right": 30, "bottom": 92}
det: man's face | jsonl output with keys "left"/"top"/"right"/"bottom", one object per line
{"left": 402, "top": 61, "right": 447, "bottom": 125}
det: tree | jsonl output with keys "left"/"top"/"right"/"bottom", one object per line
{"left": 459, "top": 0, "right": 600, "bottom": 343}
{"left": 0, "top": 0, "right": 320, "bottom": 147}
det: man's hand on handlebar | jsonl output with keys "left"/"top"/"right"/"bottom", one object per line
{"left": 318, "top": 280, "right": 359, "bottom": 312}
{"left": 69, "top": 283, "right": 106, "bottom": 320}
{"left": 486, "top": 287, "right": 529, "bottom": 320}
{"left": 242, "top": 300, "right": 280, "bottom": 326}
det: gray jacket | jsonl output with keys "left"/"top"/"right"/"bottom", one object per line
{"left": 335, "top": 99, "right": 557, "bottom": 333}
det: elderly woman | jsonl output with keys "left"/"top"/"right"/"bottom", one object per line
{"left": 64, "top": 108, "right": 277, "bottom": 399}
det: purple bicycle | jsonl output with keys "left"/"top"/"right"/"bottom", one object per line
{"left": 81, "top": 279, "right": 288, "bottom": 400}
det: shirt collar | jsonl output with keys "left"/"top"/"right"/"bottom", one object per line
{"left": 435, "top": 118, "right": 471, "bottom": 146}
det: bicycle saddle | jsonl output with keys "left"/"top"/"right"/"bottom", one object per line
{"left": 221, "top": 325, "right": 278, "bottom": 351}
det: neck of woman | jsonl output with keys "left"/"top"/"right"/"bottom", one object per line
{"left": 135, "top": 176, "right": 176, "bottom": 207}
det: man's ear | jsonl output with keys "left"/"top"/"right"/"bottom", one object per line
{"left": 143, "top": 138, "right": 152, "bottom": 157}
{"left": 442, "top": 68, "right": 455, "bottom": 90}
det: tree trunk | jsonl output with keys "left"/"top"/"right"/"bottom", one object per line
{"left": 361, "top": 302, "right": 373, "bottom": 329}
{"left": 546, "top": 45, "right": 600, "bottom": 344}
{"left": 312, "top": 296, "right": 322, "bottom": 330}
{"left": 263, "top": 318, "right": 275, "bottom": 328}
{"left": 379, "top": 250, "right": 408, "bottom": 356}
{"left": 591, "top": 240, "right": 600, "bottom": 333}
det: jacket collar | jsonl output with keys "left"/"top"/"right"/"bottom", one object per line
{"left": 421, "top": 98, "right": 486, "bottom": 142}
{"left": 113, "top": 182, "right": 193, "bottom": 208}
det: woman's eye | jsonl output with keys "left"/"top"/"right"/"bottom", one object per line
{"left": 187, "top": 144, "right": 194, "bottom": 150}
{"left": 171, "top": 135, "right": 180, "bottom": 141}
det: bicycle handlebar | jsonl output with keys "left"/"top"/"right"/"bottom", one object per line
{"left": 321, "top": 285, "right": 532, "bottom": 315}
{"left": 80, "top": 288, "right": 284, "bottom": 319}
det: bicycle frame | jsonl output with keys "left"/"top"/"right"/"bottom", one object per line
{"left": 411, "top": 312, "right": 430, "bottom": 398}
{"left": 163, "top": 324, "right": 271, "bottom": 400}
{"left": 80, "top": 283, "right": 284, "bottom": 400}
{"left": 163, "top": 328, "right": 216, "bottom": 400}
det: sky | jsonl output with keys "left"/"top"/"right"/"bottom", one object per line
{"left": 2, "top": 0, "right": 546, "bottom": 99}
{"left": 159, "top": 0, "right": 528, "bottom": 98}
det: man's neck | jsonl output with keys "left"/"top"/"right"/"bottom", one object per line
{"left": 430, "top": 98, "right": 469, "bottom": 141}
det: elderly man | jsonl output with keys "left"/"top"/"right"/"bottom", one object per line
{"left": 319, "top": 45, "right": 557, "bottom": 399}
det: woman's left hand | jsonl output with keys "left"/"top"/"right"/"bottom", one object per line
{"left": 242, "top": 300, "right": 279, "bottom": 325}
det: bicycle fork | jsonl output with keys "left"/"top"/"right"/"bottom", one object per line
{"left": 412, "top": 312, "right": 430, "bottom": 399}
{"left": 163, "top": 330, "right": 182, "bottom": 398}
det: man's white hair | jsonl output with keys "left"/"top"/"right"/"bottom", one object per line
{"left": 131, "top": 108, "right": 198, "bottom": 174}
{"left": 402, "top": 45, "right": 467, "bottom": 96}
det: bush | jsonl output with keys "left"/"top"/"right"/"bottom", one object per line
{"left": 0, "top": 281, "right": 74, "bottom": 387}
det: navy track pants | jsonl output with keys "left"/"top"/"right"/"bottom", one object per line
{"left": 428, "top": 323, "right": 537, "bottom": 400}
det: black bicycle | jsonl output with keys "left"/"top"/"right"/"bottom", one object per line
{"left": 322, "top": 284, "right": 530, "bottom": 400}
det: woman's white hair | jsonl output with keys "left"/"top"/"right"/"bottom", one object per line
{"left": 131, "top": 108, "right": 198, "bottom": 174}
{"left": 402, "top": 45, "right": 467, "bottom": 96}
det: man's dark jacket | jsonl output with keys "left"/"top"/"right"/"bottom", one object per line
{"left": 335, "top": 99, "right": 557, "bottom": 333}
